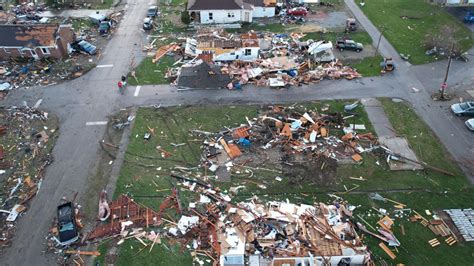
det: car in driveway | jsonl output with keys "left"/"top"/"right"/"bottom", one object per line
{"left": 287, "top": 7, "right": 308, "bottom": 16}
{"left": 451, "top": 101, "right": 474, "bottom": 116}
{"left": 72, "top": 40, "right": 97, "bottom": 55}
{"left": 57, "top": 202, "right": 79, "bottom": 246}
{"left": 466, "top": 119, "right": 474, "bottom": 131}
{"left": 335, "top": 38, "right": 363, "bottom": 52}
{"left": 147, "top": 6, "right": 158, "bottom": 17}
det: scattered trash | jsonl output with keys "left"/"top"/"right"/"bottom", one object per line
{"left": 0, "top": 106, "right": 54, "bottom": 249}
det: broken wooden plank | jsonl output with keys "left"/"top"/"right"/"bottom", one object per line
{"left": 65, "top": 250, "right": 101, "bottom": 256}
{"left": 379, "top": 242, "right": 396, "bottom": 260}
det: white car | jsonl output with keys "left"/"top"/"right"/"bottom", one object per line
{"left": 465, "top": 118, "right": 474, "bottom": 131}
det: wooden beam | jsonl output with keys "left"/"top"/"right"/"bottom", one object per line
{"left": 65, "top": 250, "right": 101, "bottom": 256}
{"left": 379, "top": 242, "right": 396, "bottom": 260}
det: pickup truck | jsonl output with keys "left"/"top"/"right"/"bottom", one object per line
{"left": 335, "top": 39, "right": 363, "bottom": 52}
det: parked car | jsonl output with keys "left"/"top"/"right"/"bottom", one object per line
{"left": 57, "top": 202, "right": 79, "bottom": 246}
{"left": 99, "top": 20, "right": 112, "bottom": 35}
{"left": 464, "top": 11, "right": 474, "bottom": 23}
{"left": 451, "top": 101, "right": 474, "bottom": 117}
{"left": 335, "top": 39, "right": 363, "bottom": 52}
{"left": 345, "top": 18, "right": 357, "bottom": 32}
{"left": 287, "top": 7, "right": 308, "bottom": 16}
{"left": 465, "top": 119, "right": 474, "bottom": 131}
{"left": 147, "top": 6, "right": 158, "bottom": 17}
{"left": 143, "top": 17, "right": 153, "bottom": 30}
{"left": 72, "top": 40, "right": 97, "bottom": 55}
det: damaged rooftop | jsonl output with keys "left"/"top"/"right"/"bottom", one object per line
{"left": 0, "top": 24, "right": 61, "bottom": 48}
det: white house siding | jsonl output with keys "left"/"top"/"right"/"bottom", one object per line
{"left": 252, "top": 6, "right": 275, "bottom": 17}
{"left": 199, "top": 10, "right": 242, "bottom": 24}
{"left": 214, "top": 47, "right": 259, "bottom": 61}
{"left": 241, "top": 10, "right": 253, "bottom": 23}
{"left": 238, "top": 46, "right": 259, "bottom": 61}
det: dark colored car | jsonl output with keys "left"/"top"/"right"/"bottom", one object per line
{"left": 72, "top": 40, "right": 97, "bottom": 55}
{"left": 147, "top": 6, "right": 158, "bottom": 17}
{"left": 287, "top": 7, "right": 308, "bottom": 16}
{"left": 57, "top": 202, "right": 79, "bottom": 246}
{"left": 451, "top": 102, "right": 474, "bottom": 117}
{"left": 143, "top": 17, "right": 153, "bottom": 30}
{"left": 99, "top": 20, "right": 111, "bottom": 35}
{"left": 336, "top": 38, "right": 363, "bottom": 52}
{"left": 464, "top": 11, "right": 474, "bottom": 23}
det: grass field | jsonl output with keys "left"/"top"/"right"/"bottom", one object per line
{"left": 355, "top": 0, "right": 473, "bottom": 64}
{"left": 128, "top": 56, "right": 175, "bottom": 86}
{"left": 350, "top": 55, "right": 384, "bottom": 76}
{"left": 102, "top": 103, "right": 473, "bottom": 264}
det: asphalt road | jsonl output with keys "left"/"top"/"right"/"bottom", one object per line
{"left": 1, "top": 0, "right": 473, "bottom": 265}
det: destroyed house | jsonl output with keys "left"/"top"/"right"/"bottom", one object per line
{"left": 218, "top": 201, "right": 371, "bottom": 266}
{"left": 244, "top": 0, "right": 277, "bottom": 18}
{"left": 185, "top": 32, "right": 260, "bottom": 61}
{"left": 188, "top": 0, "right": 254, "bottom": 24}
{"left": 0, "top": 24, "right": 75, "bottom": 60}
{"left": 0, "top": 11, "right": 16, "bottom": 24}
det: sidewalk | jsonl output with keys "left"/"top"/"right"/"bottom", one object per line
{"left": 361, "top": 98, "right": 423, "bottom": 170}
{"left": 361, "top": 98, "right": 396, "bottom": 137}
{"left": 344, "top": 0, "right": 408, "bottom": 68}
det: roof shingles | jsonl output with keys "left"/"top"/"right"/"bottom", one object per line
{"left": 188, "top": 0, "right": 244, "bottom": 11}
{"left": 0, "top": 24, "right": 58, "bottom": 48}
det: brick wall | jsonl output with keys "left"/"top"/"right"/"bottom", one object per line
{"left": 57, "top": 25, "right": 75, "bottom": 56}
{"left": 0, "top": 46, "right": 63, "bottom": 60}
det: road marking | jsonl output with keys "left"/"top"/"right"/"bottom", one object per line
{"left": 85, "top": 121, "right": 108, "bottom": 126}
{"left": 96, "top": 64, "right": 114, "bottom": 68}
{"left": 134, "top": 86, "right": 141, "bottom": 97}
{"left": 33, "top": 99, "right": 43, "bottom": 108}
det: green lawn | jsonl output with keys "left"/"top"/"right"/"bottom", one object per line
{"left": 351, "top": 55, "right": 384, "bottom": 76}
{"left": 128, "top": 56, "right": 175, "bottom": 85}
{"left": 355, "top": 0, "right": 473, "bottom": 64}
{"left": 71, "top": 18, "right": 95, "bottom": 32}
{"left": 93, "top": 0, "right": 115, "bottom": 9}
{"left": 106, "top": 101, "right": 473, "bottom": 265}
{"left": 302, "top": 31, "right": 373, "bottom": 45}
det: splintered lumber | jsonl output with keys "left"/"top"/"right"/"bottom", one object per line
{"left": 428, "top": 238, "right": 440, "bottom": 247}
{"left": 65, "top": 250, "right": 101, "bottom": 256}
{"left": 152, "top": 43, "right": 178, "bottom": 63}
{"left": 421, "top": 220, "right": 429, "bottom": 227}
{"left": 445, "top": 236, "right": 457, "bottom": 246}
{"left": 88, "top": 195, "right": 162, "bottom": 240}
{"left": 379, "top": 242, "right": 396, "bottom": 260}
{"left": 149, "top": 233, "right": 161, "bottom": 253}
{"left": 219, "top": 138, "right": 241, "bottom": 159}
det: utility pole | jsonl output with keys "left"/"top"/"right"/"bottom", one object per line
{"left": 374, "top": 27, "right": 385, "bottom": 57}
{"left": 439, "top": 43, "right": 455, "bottom": 100}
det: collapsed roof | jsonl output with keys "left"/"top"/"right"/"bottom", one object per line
{"left": 0, "top": 24, "right": 61, "bottom": 48}
{"left": 177, "top": 60, "right": 232, "bottom": 89}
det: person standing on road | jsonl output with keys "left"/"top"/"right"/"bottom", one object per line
{"left": 118, "top": 76, "right": 127, "bottom": 94}
{"left": 118, "top": 80, "right": 124, "bottom": 94}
